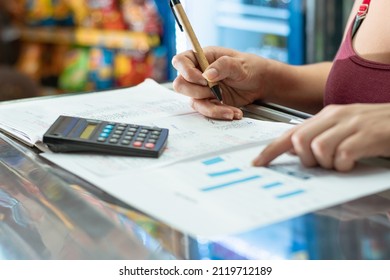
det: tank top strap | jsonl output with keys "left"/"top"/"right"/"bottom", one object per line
{"left": 352, "top": 0, "right": 371, "bottom": 37}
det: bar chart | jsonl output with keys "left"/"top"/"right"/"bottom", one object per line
{"left": 195, "top": 155, "right": 307, "bottom": 201}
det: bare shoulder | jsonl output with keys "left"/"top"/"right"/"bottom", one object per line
{"left": 353, "top": 0, "right": 390, "bottom": 63}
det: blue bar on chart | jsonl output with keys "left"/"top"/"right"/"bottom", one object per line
{"left": 202, "top": 157, "right": 224, "bottom": 166}
{"left": 276, "top": 190, "right": 305, "bottom": 199}
{"left": 262, "top": 182, "right": 283, "bottom": 189}
{"left": 201, "top": 175, "right": 262, "bottom": 192}
{"left": 208, "top": 168, "right": 242, "bottom": 178}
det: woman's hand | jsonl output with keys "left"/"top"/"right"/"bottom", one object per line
{"left": 253, "top": 103, "right": 390, "bottom": 172}
{"left": 172, "top": 46, "right": 271, "bottom": 120}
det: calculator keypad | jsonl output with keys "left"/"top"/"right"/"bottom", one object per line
{"left": 97, "top": 123, "right": 162, "bottom": 150}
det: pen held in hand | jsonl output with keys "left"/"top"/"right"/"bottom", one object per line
{"left": 170, "top": 0, "right": 223, "bottom": 102}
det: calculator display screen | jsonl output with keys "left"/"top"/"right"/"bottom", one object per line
{"left": 80, "top": 124, "right": 97, "bottom": 139}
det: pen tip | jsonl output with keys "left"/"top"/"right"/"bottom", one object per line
{"left": 211, "top": 86, "right": 223, "bottom": 102}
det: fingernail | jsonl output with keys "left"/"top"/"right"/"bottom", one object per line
{"left": 234, "top": 112, "right": 243, "bottom": 120}
{"left": 203, "top": 68, "right": 219, "bottom": 81}
{"left": 223, "top": 112, "right": 234, "bottom": 120}
{"left": 200, "top": 79, "right": 208, "bottom": 86}
{"left": 252, "top": 155, "right": 265, "bottom": 166}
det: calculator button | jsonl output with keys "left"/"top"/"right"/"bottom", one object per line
{"left": 129, "top": 128, "right": 137, "bottom": 132}
{"left": 149, "top": 135, "right": 159, "bottom": 140}
{"left": 121, "top": 140, "right": 131, "bottom": 145}
{"left": 145, "top": 143, "right": 155, "bottom": 149}
{"left": 138, "top": 133, "right": 147, "bottom": 138}
{"left": 103, "top": 129, "right": 112, "bottom": 133}
{"left": 133, "top": 141, "right": 143, "bottom": 147}
{"left": 129, "top": 124, "right": 139, "bottom": 128}
{"left": 97, "top": 137, "right": 106, "bottom": 142}
{"left": 111, "top": 134, "right": 121, "bottom": 139}
{"left": 109, "top": 139, "right": 118, "bottom": 144}
{"left": 116, "top": 126, "right": 126, "bottom": 131}
{"left": 147, "top": 139, "right": 157, "bottom": 144}
{"left": 100, "top": 132, "right": 110, "bottom": 138}
{"left": 126, "top": 132, "right": 135, "bottom": 136}
{"left": 123, "top": 136, "right": 132, "bottom": 140}
{"left": 114, "top": 130, "right": 124, "bottom": 135}
{"left": 152, "top": 128, "right": 162, "bottom": 132}
{"left": 136, "top": 137, "right": 145, "bottom": 142}
{"left": 140, "top": 129, "right": 149, "bottom": 134}
{"left": 151, "top": 131, "right": 161, "bottom": 136}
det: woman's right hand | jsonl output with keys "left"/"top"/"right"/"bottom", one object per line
{"left": 172, "top": 46, "right": 272, "bottom": 120}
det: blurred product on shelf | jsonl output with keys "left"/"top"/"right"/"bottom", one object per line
{"left": 1, "top": 0, "right": 167, "bottom": 97}
{"left": 150, "top": 46, "right": 168, "bottom": 83}
{"left": 25, "top": 0, "right": 74, "bottom": 26}
{"left": 58, "top": 47, "right": 90, "bottom": 92}
{"left": 87, "top": 47, "right": 115, "bottom": 90}
{"left": 122, "top": 0, "right": 163, "bottom": 34}
{"left": 20, "top": 0, "right": 163, "bottom": 36}
{"left": 80, "top": 0, "right": 127, "bottom": 30}
{"left": 115, "top": 50, "right": 148, "bottom": 88}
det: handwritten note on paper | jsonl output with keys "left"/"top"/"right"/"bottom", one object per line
{"left": 41, "top": 114, "right": 293, "bottom": 178}
{"left": 91, "top": 145, "right": 390, "bottom": 237}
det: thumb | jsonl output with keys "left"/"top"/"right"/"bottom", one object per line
{"left": 202, "top": 56, "right": 244, "bottom": 83}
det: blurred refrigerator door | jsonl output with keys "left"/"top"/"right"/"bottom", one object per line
{"left": 305, "top": 0, "right": 354, "bottom": 63}
{"left": 176, "top": 0, "right": 304, "bottom": 65}
{"left": 215, "top": 0, "right": 305, "bottom": 65}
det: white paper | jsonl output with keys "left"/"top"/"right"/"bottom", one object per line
{"left": 87, "top": 145, "right": 390, "bottom": 237}
{"left": 0, "top": 79, "right": 193, "bottom": 145}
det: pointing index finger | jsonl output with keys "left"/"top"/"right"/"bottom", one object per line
{"left": 252, "top": 128, "right": 295, "bottom": 167}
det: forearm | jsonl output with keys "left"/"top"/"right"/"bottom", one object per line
{"left": 264, "top": 61, "right": 332, "bottom": 114}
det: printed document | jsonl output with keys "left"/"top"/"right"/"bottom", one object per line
{"left": 1, "top": 79, "right": 389, "bottom": 236}
{"left": 45, "top": 144, "right": 390, "bottom": 236}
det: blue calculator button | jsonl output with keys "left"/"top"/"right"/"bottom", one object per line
{"left": 100, "top": 133, "right": 109, "bottom": 138}
{"left": 103, "top": 129, "right": 111, "bottom": 133}
{"left": 105, "top": 125, "right": 114, "bottom": 130}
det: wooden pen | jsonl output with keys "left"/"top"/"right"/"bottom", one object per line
{"left": 170, "top": 0, "right": 223, "bottom": 102}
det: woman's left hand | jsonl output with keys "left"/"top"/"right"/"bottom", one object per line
{"left": 252, "top": 103, "right": 390, "bottom": 172}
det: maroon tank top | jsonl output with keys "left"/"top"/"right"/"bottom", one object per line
{"left": 324, "top": 1, "right": 390, "bottom": 105}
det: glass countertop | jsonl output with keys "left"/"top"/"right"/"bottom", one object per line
{"left": 1, "top": 132, "right": 389, "bottom": 260}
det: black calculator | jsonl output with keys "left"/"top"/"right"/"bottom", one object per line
{"left": 43, "top": 115, "right": 169, "bottom": 158}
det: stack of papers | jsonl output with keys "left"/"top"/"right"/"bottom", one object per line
{"left": 1, "top": 79, "right": 389, "bottom": 236}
